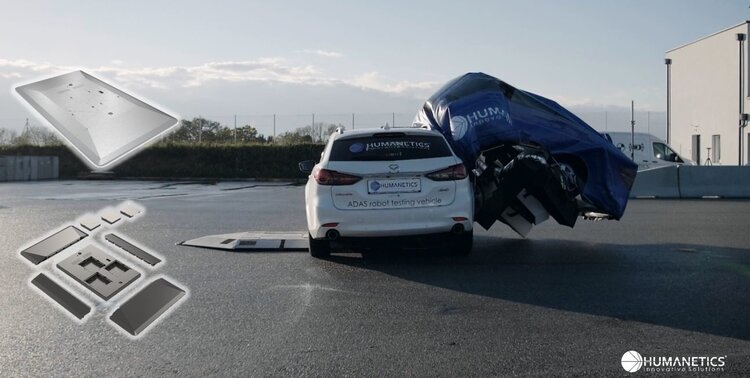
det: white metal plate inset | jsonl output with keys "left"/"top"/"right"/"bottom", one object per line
{"left": 179, "top": 231, "right": 309, "bottom": 251}
{"left": 15, "top": 70, "right": 178, "bottom": 169}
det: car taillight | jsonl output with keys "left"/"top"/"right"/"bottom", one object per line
{"left": 314, "top": 167, "right": 362, "bottom": 185}
{"left": 426, "top": 163, "right": 467, "bottom": 181}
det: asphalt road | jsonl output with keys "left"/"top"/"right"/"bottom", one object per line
{"left": 1, "top": 180, "right": 749, "bottom": 376}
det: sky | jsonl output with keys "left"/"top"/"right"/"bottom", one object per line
{"left": 1, "top": 0, "right": 749, "bottom": 137}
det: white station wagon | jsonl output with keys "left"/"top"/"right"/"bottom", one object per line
{"left": 299, "top": 126, "right": 474, "bottom": 257}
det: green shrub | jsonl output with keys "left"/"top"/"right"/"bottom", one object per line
{"left": 0, "top": 144, "right": 325, "bottom": 179}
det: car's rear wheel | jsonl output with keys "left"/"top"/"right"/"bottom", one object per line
{"left": 449, "top": 230, "right": 473, "bottom": 256}
{"left": 308, "top": 234, "right": 331, "bottom": 258}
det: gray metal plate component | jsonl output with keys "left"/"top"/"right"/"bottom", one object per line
{"left": 100, "top": 209, "right": 121, "bottom": 224}
{"left": 281, "top": 238, "right": 310, "bottom": 250}
{"left": 30, "top": 273, "right": 90, "bottom": 319}
{"left": 57, "top": 245, "right": 140, "bottom": 300}
{"left": 110, "top": 278, "right": 186, "bottom": 336}
{"left": 105, "top": 233, "right": 161, "bottom": 266}
{"left": 79, "top": 215, "right": 101, "bottom": 231}
{"left": 21, "top": 226, "right": 87, "bottom": 264}
{"left": 179, "top": 231, "right": 309, "bottom": 251}
{"left": 15, "top": 70, "right": 179, "bottom": 169}
{"left": 119, "top": 203, "right": 142, "bottom": 218}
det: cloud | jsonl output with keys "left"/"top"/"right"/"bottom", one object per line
{"left": 550, "top": 95, "right": 596, "bottom": 108}
{"left": 0, "top": 59, "right": 72, "bottom": 74}
{"left": 0, "top": 58, "right": 436, "bottom": 97}
{"left": 298, "top": 49, "right": 343, "bottom": 58}
{"left": 349, "top": 72, "right": 439, "bottom": 95}
{"left": 180, "top": 59, "right": 324, "bottom": 87}
{"left": 552, "top": 92, "right": 661, "bottom": 112}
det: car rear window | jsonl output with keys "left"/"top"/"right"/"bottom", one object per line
{"left": 329, "top": 133, "right": 453, "bottom": 161}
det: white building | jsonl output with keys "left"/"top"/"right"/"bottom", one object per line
{"left": 666, "top": 21, "right": 750, "bottom": 166}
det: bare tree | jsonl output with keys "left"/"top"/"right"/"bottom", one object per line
{"left": 12, "top": 126, "right": 61, "bottom": 146}
{"left": 276, "top": 122, "right": 342, "bottom": 144}
{"left": 0, "top": 128, "right": 18, "bottom": 146}
{"left": 168, "top": 117, "right": 266, "bottom": 144}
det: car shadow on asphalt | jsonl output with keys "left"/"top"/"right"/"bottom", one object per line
{"left": 326, "top": 235, "right": 750, "bottom": 341}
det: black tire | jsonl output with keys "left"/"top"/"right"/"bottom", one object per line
{"left": 553, "top": 155, "right": 588, "bottom": 190}
{"left": 308, "top": 234, "right": 331, "bottom": 258}
{"left": 449, "top": 230, "right": 473, "bottom": 256}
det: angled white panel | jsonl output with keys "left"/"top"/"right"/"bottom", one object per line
{"left": 15, "top": 70, "right": 179, "bottom": 169}
{"left": 180, "top": 231, "right": 309, "bottom": 251}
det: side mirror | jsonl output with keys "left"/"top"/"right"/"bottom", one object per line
{"left": 298, "top": 160, "right": 316, "bottom": 174}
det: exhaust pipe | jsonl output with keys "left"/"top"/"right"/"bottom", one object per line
{"left": 326, "top": 229, "right": 340, "bottom": 240}
{"left": 450, "top": 224, "right": 465, "bottom": 234}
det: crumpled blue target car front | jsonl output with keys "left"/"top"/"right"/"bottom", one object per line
{"left": 414, "top": 72, "right": 637, "bottom": 220}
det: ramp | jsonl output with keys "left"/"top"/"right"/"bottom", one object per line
{"left": 178, "top": 231, "right": 309, "bottom": 251}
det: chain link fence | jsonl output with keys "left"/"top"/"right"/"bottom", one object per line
{"left": 0, "top": 110, "right": 668, "bottom": 146}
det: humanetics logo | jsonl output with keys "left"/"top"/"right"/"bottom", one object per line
{"left": 370, "top": 181, "right": 381, "bottom": 192}
{"left": 449, "top": 115, "right": 468, "bottom": 140}
{"left": 349, "top": 142, "right": 365, "bottom": 153}
{"left": 622, "top": 351, "right": 643, "bottom": 373}
{"left": 449, "top": 106, "right": 512, "bottom": 141}
{"left": 621, "top": 350, "right": 726, "bottom": 373}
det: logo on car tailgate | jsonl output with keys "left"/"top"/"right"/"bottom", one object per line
{"left": 368, "top": 178, "right": 421, "bottom": 194}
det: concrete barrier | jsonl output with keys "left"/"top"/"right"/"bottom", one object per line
{"left": 629, "top": 165, "right": 750, "bottom": 198}
{"left": 678, "top": 166, "right": 750, "bottom": 198}
{"left": 629, "top": 166, "right": 681, "bottom": 198}
{"left": 0, "top": 156, "right": 59, "bottom": 182}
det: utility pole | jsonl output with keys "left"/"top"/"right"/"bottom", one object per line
{"left": 630, "top": 101, "right": 635, "bottom": 161}
{"left": 647, "top": 111, "right": 650, "bottom": 135}
{"left": 604, "top": 111, "right": 608, "bottom": 132}
{"left": 738, "top": 33, "right": 746, "bottom": 166}
{"left": 198, "top": 115, "right": 202, "bottom": 143}
{"left": 392, "top": 112, "right": 395, "bottom": 128}
{"left": 313, "top": 113, "right": 318, "bottom": 142}
{"left": 233, "top": 114, "right": 237, "bottom": 144}
{"left": 22, "top": 118, "right": 31, "bottom": 143}
{"left": 352, "top": 113, "right": 355, "bottom": 129}
{"left": 273, "top": 114, "right": 276, "bottom": 143}
{"left": 665, "top": 58, "right": 672, "bottom": 145}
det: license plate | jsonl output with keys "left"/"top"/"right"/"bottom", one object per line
{"left": 367, "top": 178, "right": 421, "bottom": 194}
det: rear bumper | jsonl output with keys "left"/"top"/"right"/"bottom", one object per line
{"left": 306, "top": 179, "right": 474, "bottom": 239}
{"left": 313, "top": 215, "right": 473, "bottom": 238}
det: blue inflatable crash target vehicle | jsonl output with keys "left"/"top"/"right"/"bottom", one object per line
{"left": 413, "top": 72, "right": 638, "bottom": 236}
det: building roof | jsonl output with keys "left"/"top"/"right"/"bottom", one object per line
{"left": 666, "top": 20, "right": 749, "bottom": 54}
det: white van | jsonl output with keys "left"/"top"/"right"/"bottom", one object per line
{"left": 601, "top": 132, "right": 694, "bottom": 170}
